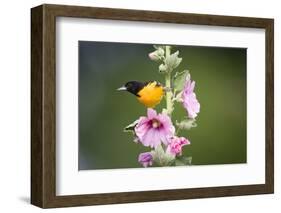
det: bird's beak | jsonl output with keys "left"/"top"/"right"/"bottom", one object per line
{"left": 117, "top": 86, "right": 127, "bottom": 91}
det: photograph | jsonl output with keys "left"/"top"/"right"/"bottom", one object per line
{"left": 78, "top": 41, "right": 247, "bottom": 170}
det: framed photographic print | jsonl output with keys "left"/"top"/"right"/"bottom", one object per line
{"left": 31, "top": 4, "right": 274, "bottom": 208}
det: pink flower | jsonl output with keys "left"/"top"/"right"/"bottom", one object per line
{"left": 182, "top": 79, "right": 200, "bottom": 119}
{"left": 135, "top": 108, "right": 175, "bottom": 148}
{"left": 138, "top": 152, "right": 153, "bottom": 167}
{"left": 167, "top": 136, "right": 190, "bottom": 156}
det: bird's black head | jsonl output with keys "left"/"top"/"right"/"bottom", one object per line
{"left": 117, "top": 81, "right": 145, "bottom": 97}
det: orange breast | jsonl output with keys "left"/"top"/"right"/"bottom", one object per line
{"left": 137, "top": 82, "right": 164, "bottom": 108}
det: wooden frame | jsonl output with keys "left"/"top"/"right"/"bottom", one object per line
{"left": 31, "top": 4, "right": 274, "bottom": 208}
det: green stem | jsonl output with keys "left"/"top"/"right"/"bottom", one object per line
{"left": 165, "top": 46, "right": 173, "bottom": 116}
{"left": 176, "top": 128, "right": 180, "bottom": 135}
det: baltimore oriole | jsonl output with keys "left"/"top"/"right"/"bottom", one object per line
{"left": 117, "top": 81, "right": 164, "bottom": 108}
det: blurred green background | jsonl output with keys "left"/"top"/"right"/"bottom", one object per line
{"left": 78, "top": 41, "right": 247, "bottom": 170}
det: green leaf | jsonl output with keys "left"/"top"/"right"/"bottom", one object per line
{"left": 151, "top": 145, "right": 175, "bottom": 166}
{"left": 153, "top": 45, "right": 165, "bottom": 50}
{"left": 152, "top": 45, "right": 165, "bottom": 57}
{"left": 156, "top": 48, "right": 165, "bottom": 57}
{"left": 173, "top": 91, "right": 183, "bottom": 102}
{"left": 175, "top": 159, "right": 185, "bottom": 166}
{"left": 165, "top": 51, "right": 182, "bottom": 71}
{"left": 162, "top": 108, "right": 168, "bottom": 114}
{"left": 173, "top": 70, "right": 190, "bottom": 92}
{"left": 175, "top": 156, "right": 192, "bottom": 166}
{"left": 176, "top": 118, "right": 197, "bottom": 130}
{"left": 123, "top": 119, "right": 139, "bottom": 133}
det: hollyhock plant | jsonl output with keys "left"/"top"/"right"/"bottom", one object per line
{"left": 138, "top": 152, "right": 153, "bottom": 167}
{"left": 122, "top": 45, "right": 200, "bottom": 167}
{"left": 167, "top": 136, "right": 190, "bottom": 156}
{"left": 135, "top": 108, "right": 175, "bottom": 148}
{"left": 182, "top": 79, "right": 200, "bottom": 119}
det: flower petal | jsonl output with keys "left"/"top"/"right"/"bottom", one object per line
{"left": 182, "top": 79, "right": 200, "bottom": 119}
{"left": 134, "top": 109, "right": 176, "bottom": 147}
{"left": 147, "top": 108, "right": 157, "bottom": 119}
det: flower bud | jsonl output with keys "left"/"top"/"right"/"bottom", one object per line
{"left": 148, "top": 47, "right": 164, "bottom": 61}
{"left": 148, "top": 52, "right": 159, "bottom": 61}
{"left": 138, "top": 152, "right": 153, "bottom": 167}
{"left": 159, "top": 64, "right": 167, "bottom": 73}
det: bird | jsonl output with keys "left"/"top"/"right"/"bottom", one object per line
{"left": 117, "top": 81, "right": 164, "bottom": 108}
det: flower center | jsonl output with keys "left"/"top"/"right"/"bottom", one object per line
{"left": 151, "top": 119, "right": 161, "bottom": 128}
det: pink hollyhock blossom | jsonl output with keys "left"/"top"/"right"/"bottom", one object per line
{"left": 138, "top": 152, "right": 153, "bottom": 167}
{"left": 167, "top": 136, "right": 190, "bottom": 156}
{"left": 182, "top": 79, "right": 200, "bottom": 119}
{"left": 135, "top": 108, "right": 175, "bottom": 148}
